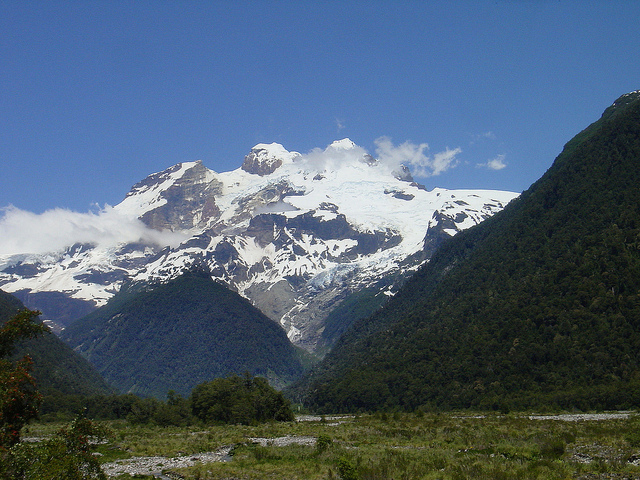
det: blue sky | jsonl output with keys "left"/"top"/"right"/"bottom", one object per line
{"left": 1, "top": 0, "right": 640, "bottom": 215}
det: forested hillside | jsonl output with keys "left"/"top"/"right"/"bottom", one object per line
{"left": 0, "top": 290, "right": 112, "bottom": 401}
{"left": 62, "top": 268, "right": 307, "bottom": 398}
{"left": 296, "top": 91, "right": 640, "bottom": 412}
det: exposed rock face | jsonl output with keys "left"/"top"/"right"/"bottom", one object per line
{"left": 243, "top": 151, "right": 282, "bottom": 176}
{"left": 393, "top": 165, "right": 414, "bottom": 182}
{"left": 242, "top": 143, "right": 300, "bottom": 176}
{"left": 131, "top": 161, "right": 223, "bottom": 230}
{"left": 0, "top": 139, "right": 518, "bottom": 351}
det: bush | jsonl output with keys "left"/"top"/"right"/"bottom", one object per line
{"left": 316, "top": 434, "right": 333, "bottom": 453}
{"left": 0, "top": 415, "right": 110, "bottom": 479}
{"left": 337, "top": 457, "right": 358, "bottom": 480}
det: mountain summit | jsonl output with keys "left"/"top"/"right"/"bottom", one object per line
{"left": 0, "top": 139, "right": 517, "bottom": 351}
{"left": 242, "top": 142, "right": 301, "bottom": 176}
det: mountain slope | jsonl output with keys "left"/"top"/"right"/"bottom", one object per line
{"left": 0, "top": 289, "right": 112, "bottom": 399}
{"left": 0, "top": 139, "right": 517, "bottom": 351}
{"left": 297, "top": 90, "right": 640, "bottom": 412}
{"left": 61, "top": 268, "right": 306, "bottom": 398}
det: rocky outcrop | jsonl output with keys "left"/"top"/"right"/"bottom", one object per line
{"left": 137, "top": 161, "right": 223, "bottom": 231}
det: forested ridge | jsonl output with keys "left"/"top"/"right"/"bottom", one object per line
{"left": 62, "top": 268, "right": 307, "bottom": 398}
{"left": 0, "top": 290, "right": 112, "bottom": 402}
{"left": 295, "top": 91, "right": 640, "bottom": 412}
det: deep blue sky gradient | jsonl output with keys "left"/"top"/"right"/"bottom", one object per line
{"left": 2, "top": 0, "right": 639, "bottom": 213}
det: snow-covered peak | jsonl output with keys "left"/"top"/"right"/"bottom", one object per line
{"left": 242, "top": 143, "right": 301, "bottom": 176}
{"left": 0, "top": 136, "right": 519, "bottom": 350}
{"left": 326, "top": 138, "right": 357, "bottom": 151}
{"left": 251, "top": 142, "right": 300, "bottom": 159}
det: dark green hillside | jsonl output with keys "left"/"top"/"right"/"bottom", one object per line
{"left": 314, "top": 287, "right": 389, "bottom": 357}
{"left": 0, "top": 289, "right": 112, "bottom": 399}
{"left": 299, "top": 91, "right": 640, "bottom": 412}
{"left": 62, "top": 268, "right": 306, "bottom": 398}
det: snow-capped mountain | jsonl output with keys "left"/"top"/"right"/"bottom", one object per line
{"left": 0, "top": 139, "right": 518, "bottom": 351}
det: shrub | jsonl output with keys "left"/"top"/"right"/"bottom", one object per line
{"left": 337, "top": 457, "right": 358, "bottom": 480}
{"left": 316, "top": 434, "right": 333, "bottom": 453}
{"left": 1, "top": 415, "right": 110, "bottom": 479}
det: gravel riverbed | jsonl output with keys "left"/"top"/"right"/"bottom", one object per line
{"left": 101, "top": 435, "right": 319, "bottom": 477}
{"left": 102, "top": 445, "right": 233, "bottom": 477}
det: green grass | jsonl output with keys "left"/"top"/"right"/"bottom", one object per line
{"left": 24, "top": 412, "right": 640, "bottom": 479}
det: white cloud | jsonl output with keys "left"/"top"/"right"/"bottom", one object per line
{"left": 0, "top": 205, "right": 188, "bottom": 256}
{"left": 477, "top": 154, "right": 507, "bottom": 170}
{"left": 431, "top": 147, "right": 463, "bottom": 176}
{"left": 299, "top": 140, "right": 369, "bottom": 172}
{"left": 374, "top": 136, "right": 461, "bottom": 178}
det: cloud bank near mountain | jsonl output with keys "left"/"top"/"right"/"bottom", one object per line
{"left": 373, "top": 137, "right": 461, "bottom": 178}
{"left": 298, "top": 137, "right": 462, "bottom": 179}
{"left": 0, "top": 138, "right": 465, "bottom": 257}
{"left": 0, "top": 205, "right": 188, "bottom": 256}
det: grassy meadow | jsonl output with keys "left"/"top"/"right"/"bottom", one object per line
{"left": 22, "top": 410, "right": 640, "bottom": 480}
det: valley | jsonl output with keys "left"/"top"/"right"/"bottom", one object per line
{"left": 3, "top": 4, "right": 640, "bottom": 480}
{"left": 21, "top": 411, "right": 640, "bottom": 479}
{"left": 4, "top": 91, "right": 640, "bottom": 462}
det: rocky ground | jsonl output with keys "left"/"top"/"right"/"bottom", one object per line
{"left": 101, "top": 445, "right": 233, "bottom": 477}
{"left": 528, "top": 413, "right": 633, "bottom": 422}
{"left": 101, "top": 435, "right": 319, "bottom": 478}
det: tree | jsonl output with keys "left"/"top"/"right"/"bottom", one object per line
{"left": 0, "top": 309, "right": 48, "bottom": 449}
{"left": 0, "top": 309, "right": 111, "bottom": 479}
{"left": 191, "top": 373, "right": 294, "bottom": 425}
